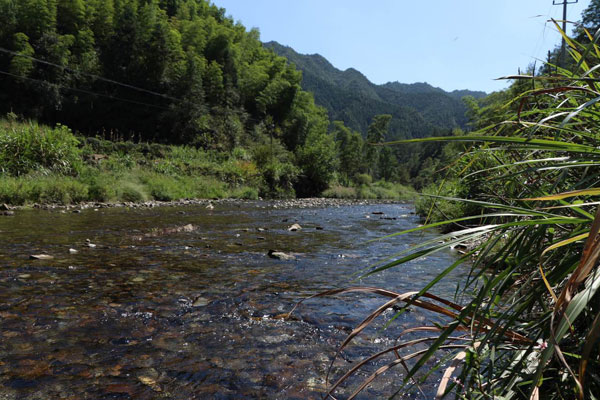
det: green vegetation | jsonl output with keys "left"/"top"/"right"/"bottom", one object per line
{"left": 0, "top": 115, "right": 419, "bottom": 205}
{"left": 265, "top": 41, "right": 486, "bottom": 140}
{"left": 322, "top": 181, "right": 415, "bottom": 201}
{"left": 0, "top": 118, "right": 264, "bottom": 204}
{"left": 0, "top": 0, "right": 340, "bottom": 197}
{"left": 322, "top": 6, "right": 600, "bottom": 398}
{"left": 0, "top": 0, "right": 445, "bottom": 199}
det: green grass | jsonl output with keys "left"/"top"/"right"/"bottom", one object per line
{"left": 0, "top": 175, "right": 88, "bottom": 205}
{"left": 0, "top": 119, "right": 413, "bottom": 205}
{"left": 0, "top": 123, "right": 270, "bottom": 205}
{"left": 0, "top": 119, "right": 82, "bottom": 176}
{"left": 323, "top": 181, "right": 415, "bottom": 201}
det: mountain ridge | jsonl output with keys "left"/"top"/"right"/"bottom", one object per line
{"left": 264, "top": 41, "right": 486, "bottom": 139}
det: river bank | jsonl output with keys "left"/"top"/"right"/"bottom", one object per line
{"left": 0, "top": 197, "right": 408, "bottom": 213}
{"left": 0, "top": 119, "right": 415, "bottom": 207}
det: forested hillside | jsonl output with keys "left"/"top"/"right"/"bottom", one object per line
{"left": 264, "top": 41, "right": 485, "bottom": 140}
{"left": 0, "top": 0, "right": 484, "bottom": 199}
{"left": 0, "top": 0, "right": 329, "bottom": 147}
{"left": 0, "top": 0, "right": 345, "bottom": 196}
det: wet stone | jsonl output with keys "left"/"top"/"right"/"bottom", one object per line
{"left": 29, "top": 254, "right": 53, "bottom": 260}
{"left": 192, "top": 297, "right": 210, "bottom": 307}
{"left": 287, "top": 223, "right": 302, "bottom": 231}
{"left": 267, "top": 250, "right": 295, "bottom": 260}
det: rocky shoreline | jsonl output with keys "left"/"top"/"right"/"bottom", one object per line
{"left": 1, "top": 197, "right": 408, "bottom": 214}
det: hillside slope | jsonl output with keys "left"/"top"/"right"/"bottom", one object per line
{"left": 265, "top": 41, "right": 486, "bottom": 139}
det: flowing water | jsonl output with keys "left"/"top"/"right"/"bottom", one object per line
{"left": 0, "top": 201, "right": 465, "bottom": 399}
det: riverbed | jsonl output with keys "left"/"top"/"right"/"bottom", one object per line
{"left": 0, "top": 201, "right": 464, "bottom": 399}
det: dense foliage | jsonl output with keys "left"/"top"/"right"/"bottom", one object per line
{"left": 0, "top": 0, "right": 459, "bottom": 197}
{"left": 0, "top": 118, "right": 263, "bottom": 204}
{"left": 265, "top": 41, "right": 486, "bottom": 140}
{"left": 0, "top": 0, "right": 347, "bottom": 196}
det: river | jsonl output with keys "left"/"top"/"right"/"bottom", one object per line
{"left": 0, "top": 201, "right": 464, "bottom": 399}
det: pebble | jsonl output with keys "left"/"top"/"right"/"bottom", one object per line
{"left": 267, "top": 250, "right": 295, "bottom": 260}
{"left": 0, "top": 198, "right": 401, "bottom": 213}
{"left": 29, "top": 254, "right": 54, "bottom": 260}
{"left": 287, "top": 223, "right": 302, "bottom": 232}
{"left": 192, "top": 297, "right": 210, "bottom": 307}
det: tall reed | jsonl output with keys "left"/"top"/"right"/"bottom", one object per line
{"left": 308, "top": 23, "right": 600, "bottom": 399}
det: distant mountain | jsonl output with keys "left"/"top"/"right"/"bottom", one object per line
{"left": 264, "top": 41, "right": 486, "bottom": 140}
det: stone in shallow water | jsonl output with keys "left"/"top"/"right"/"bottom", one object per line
{"left": 287, "top": 223, "right": 302, "bottom": 231}
{"left": 267, "top": 250, "right": 295, "bottom": 260}
{"left": 192, "top": 297, "right": 210, "bottom": 307}
{"left": 29, "top": 254, "right": 53, "bottom": 260}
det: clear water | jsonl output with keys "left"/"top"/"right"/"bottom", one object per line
{"left": 0, "top": 201, "right": 464, "bottom": 399}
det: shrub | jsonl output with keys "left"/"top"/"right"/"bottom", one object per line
{"left": 353, "top": 173, "right": 372, "bottom": 186}
{"left": 414, "top": 179, "right": 467, "bottom": 226}
{"left": 322, "top": 185, "right": 357, "bottom": 199}
{"left": 119, "top": 183, "right": 148, "bottom": 202}
{"left": 140, "top": 174, "right": 187, "bottom": 201}
{"left": 230, "top": 186, "right": 259, "bottom": 200}
{"left": 191, "top": 177, "right": 227, "bottom": 199}
{"left": 0, "top": 120, "right": 82, "bottom": 176}
{"left": 83, "top": 172, "right": 118, "bottom": 202}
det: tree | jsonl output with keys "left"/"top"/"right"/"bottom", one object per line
{"left": 365, "top": 114, "right": 391, "bottom": 176}
{"left": 9, "top": 33, "right": 35, "bottom": 76}
{"left": 377, "top": 146, "right": 397, "bottom": 181}
{"left": 332, "top": 120, "right": 363, "bottom": 185}
{"left": 295, "top": 128, "right": 338, "bottom": 197}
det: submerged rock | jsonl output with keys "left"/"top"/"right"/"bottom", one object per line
{"left": 192, "top": 297, "right": 210, "bottom": 307}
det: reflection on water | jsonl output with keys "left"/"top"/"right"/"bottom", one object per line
{"left": 0, "top": 201, "right": 463, "bottom": 399}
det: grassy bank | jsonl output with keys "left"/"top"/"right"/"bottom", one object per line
{"left": 0, "top": 119, "right": 263, "bottom": 205}
{"left": 0, "top": 119, "right": 411, "bottom": 206}
{"left": 322, "top": 181, "right": 415, "bottom": 201}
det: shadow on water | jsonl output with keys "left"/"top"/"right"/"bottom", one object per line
{"left": 0, "top": 201, "right": 464, "bottom": 399}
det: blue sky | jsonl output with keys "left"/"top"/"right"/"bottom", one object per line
{"left": 212, "top": 0, "right": 591, "bottom": 93}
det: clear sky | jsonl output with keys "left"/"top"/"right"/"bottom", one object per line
{"left": 211, "top": 0, "right": 591, "bottom": 93}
